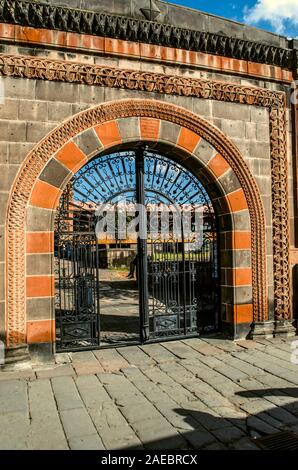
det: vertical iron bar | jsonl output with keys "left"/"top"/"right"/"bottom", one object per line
{"left": 95, "top": 237, "right": 100, "bottom": 345}
{"left": 135, "top": 147, "right": 149, "bottom": 342}
{"left": 181, "top": 211, "right": 187, "bottom": 336}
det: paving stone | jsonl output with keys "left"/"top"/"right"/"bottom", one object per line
{"left": 212, "top": 406, "right": 247, "bottom": 421}
{"left": 220, "top": 356, "right": 264, "bottom": 378}
{"left": 133, "top": 418, "right": 186, "bottom": 450}
{"left": 117, "top": 346, "right": 156, "bottom": 367}
{"left": 70, "top": 351, "right": 105, "bottom": 374}
{"left": 68, "top": 434, "right": 105, "bottom": 450}
{"left": 93, "top": 349, "right": 129, "bottom": 372}
{"left": 246, "top": 416, "right": 279, "bottom": 435}
{"left": 214, "top": 364, "right": 249, "bottom": 383}
{"left": 236, "top": 340, "right": 263, "bottom": 350}
{"left": 191, "top": 354, "right": 224, "bottom": 369}
{"left": 55, "top": 353, "right": 71, "bottom": 364}
{"left": 140, "top": 343, "right": 177, "bottom": 363}
{"left": 183, "top": 338, "right": 224, "bottom": 357}
{"left": 162, "top": 341, "right": 202, "bottom": 360}
{"left": 184, "top": 429, "right": 216, "bottom": 448}
{"left": 240, "top": 398, "right": 277, "bottom": 414}
{"left": 201, "top": 338, "right": 242, "bottom": 352}
{"left": 88, "top": 401, "right": 142, "bottom": 449}
{"left": 156, "top": 404, "right": 205, "bottom": 431}
{"left": 75, "top": 375, "right": 111, "bottom": 407}
{"left": 73, "top": 363, "right": 104, "bottom": 375}
{"left": 27, "top": 379, "right": 68, "bottom": 450}
{"left": 250, "top": 373, "right": 291, "bottom": 389}
{"left": 266, "top": 406, "right": 298, "bottom": 425}
{"left": 0, "top": 369, "right": 36, "bottom": 381}
{"left": 123, "top": 368, "right": 175, "bottom": 405}
{"left": 204, "top": 441, "right": 229, "bottom": 450}
{"left": 98, "top": 373, "right": 146, "bottom": 403}
{"left": 35, "top": 364, "right": 75, "bottom": 378}
{"left": 119, "top": 403, "right": 162, "bottom": 424}
{"left": 188, "top": 408, "right": 232, "bottom": 431}
{"left": 0, "top": 379, "right": 28, "bottom": 413}
{"left": 71, "top": 351, "right": 98, "bottom": 364}
{"left": 51, "top": 376, "right": 84, "bottom": 411}
{"left": 60, "top": 407, "right": 98, "bottom": 439}
{"left": 236, "top": 377, "right": 267, "bottom": 392}
{"left": 0, "top": 411, "right": 30, "bottom": 449}
{"left": 230, "top": 437, "right": 261, "bottom": 450}
{"left": 2, "top": 337, "right": 298, "bottom": 451}
{"left": 212, "top": 426, "right": 245, "bottom": 443}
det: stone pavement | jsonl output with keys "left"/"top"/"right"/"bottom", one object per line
{"left": 1, "top": 336, "right": 298, "bottom": 450}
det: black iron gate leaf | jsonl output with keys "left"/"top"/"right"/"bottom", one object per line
{"left": 54, "top": 149, "right": 219, "bottom": 351}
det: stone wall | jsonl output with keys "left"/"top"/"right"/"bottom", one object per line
{"left": 0, "top": 28, "right": 295, "bottom": 342}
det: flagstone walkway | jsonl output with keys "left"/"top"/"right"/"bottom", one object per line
{"left": 1, "top": 336, "right": 298, "bottom": 450}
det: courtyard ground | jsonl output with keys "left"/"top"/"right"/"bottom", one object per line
{"left": 0, "top": 336, "right": 298, "bottom": 450}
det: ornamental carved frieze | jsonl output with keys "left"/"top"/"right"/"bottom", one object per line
{"left": 0, "top": 0, "right": 297, "bottom": 69}
{"left": 0, "top": 53, "right": 290, "bottom": 344}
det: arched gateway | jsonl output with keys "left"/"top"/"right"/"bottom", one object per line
{"left": 6, "top": 99, "right": 267, "bottom": 351}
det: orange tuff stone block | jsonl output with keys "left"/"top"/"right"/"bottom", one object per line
{"left": 195, "top": 52, "right": 210, "bottom": 68}
{"left": 248, "top": 62, "right": 273, "bottom": 78}
{"left": 226, "top": 268, "right": 252, "bottom": 286}
{"left": 207, "top": 54, "right": 222, "bottom": 70}
{"left": 29, "top": 180, "right": 61, "bottom": 210}
{"left": 161, "top": 46, "right": 176, "bottom": 62}
{"left": 89, "top": 36, "right": 105, "bottom": 51}
{"left": 140, "top": 118, "right": 160, "bottom": 141}
{"left": 26, "top": 232, "right": 54, "bottom": 254}
{"left": 27, "top": 320, "right": 55, "bottom": 343}
{"left": 55, "top": 30, "right": 67, "bottom": 46}
{"left": 232, "top": 232, "right": 252, "bottom": 250}
{"left": 55, "top": 141, "right": 87, "bottom": 172}
{"left": 221, "top": 57, "right": 248, "bottom": 74}
{"left": 15, "top": 26, "right": 53, "bottom": 45}
{"left": 26, "top": 275, "right": 54, "bottom": 298}
{"left": 66, "top": 32, "right": 82, "bottom": 48}
{"left": 226, "top": 188, "right": 248, "bottom": 213}
{"left": 105, "top": 38, "right": 140, "bottom": 57}
{"left": 0, "top": 23, "right": 15, "bottom": 39}
{"left": 140, "top": 43, "right": 162, "bottom": 60}
{"left": 94, "top": 121, "right": 122, "bottom": 147}
{"left": 282, "top": 69, "right": 293, "bottom": 82}
{"left": 177, "top": 127, "right": 201, "bottom": 153}
{"left": 207, "top": 153, "right": 230, "bottom": 178}
{"left": 234, "top": 304, "right": 253, "bottom": 323}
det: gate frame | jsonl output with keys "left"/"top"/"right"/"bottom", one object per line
{"left": 6, "top": 99, "right": 269, "bottom": 347}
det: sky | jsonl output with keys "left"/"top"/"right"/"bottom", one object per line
{"left": 167, "top": 0, "right": 298, "bottom": 38}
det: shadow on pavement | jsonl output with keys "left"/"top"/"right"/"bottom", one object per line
{"left": 123, "top": 388, "right": 298, "bottom": 450}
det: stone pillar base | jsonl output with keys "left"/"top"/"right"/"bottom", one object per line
{"left": 274, "top": 320, "right": 297, "bottom": 338}
{"left": 249, "top": 321, "right": 275, "bottom": 339}
{"left": 3, "top": 344, "right": 30, "bottom": 367}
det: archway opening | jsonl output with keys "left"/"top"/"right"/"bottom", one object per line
{"left": 54, "top": 147, "right": 219, "bottom": 351}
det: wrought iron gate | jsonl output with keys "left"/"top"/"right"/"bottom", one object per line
{"left": 55, "top": 148, "right": 219, "bottom": 351}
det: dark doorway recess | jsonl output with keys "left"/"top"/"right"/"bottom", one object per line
{"left": 54, "top": 148, "right": 219, "bottom": 351}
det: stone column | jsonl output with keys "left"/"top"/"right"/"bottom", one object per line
{"left": 275, "top": 43, "right": 298, "bottom": 338}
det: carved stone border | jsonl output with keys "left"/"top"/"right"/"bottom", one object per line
{"left": 0, "top": 53, "right": 290, "bottom": 343}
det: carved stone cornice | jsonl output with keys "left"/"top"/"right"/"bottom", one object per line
{"left": 0, "top": 0, "right": 297, "bottom": 70}
{"left": 0, "top": 53, "right": 287, "bottom": 108}
{"left": 0, "top": 52, "right": 290, "bottom": 343}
